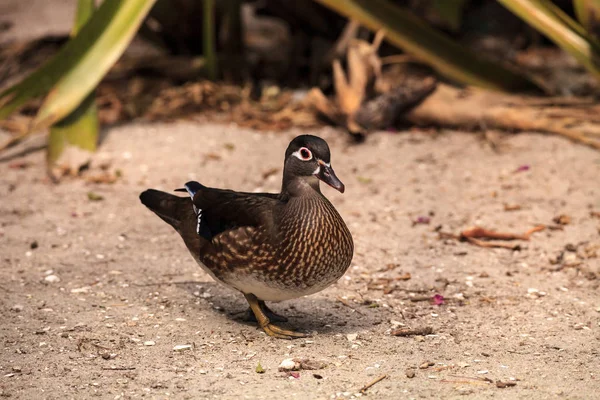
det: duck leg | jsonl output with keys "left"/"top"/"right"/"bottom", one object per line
{"left": 243, "top": 300, "right": 289, "bottom": 323}
{"left": 244, "top": 293, "right": 306, "bottom": 339}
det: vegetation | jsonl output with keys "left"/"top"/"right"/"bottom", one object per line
{"left": 1, "top": 0, "right": 599, "bottom": 174}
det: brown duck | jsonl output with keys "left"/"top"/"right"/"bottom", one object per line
{"left": 139, "top": 135, "right": 353, "bottom": 339}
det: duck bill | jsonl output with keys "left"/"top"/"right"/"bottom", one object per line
{"left": 316, "top": 162, "right": 345, "bottom": 193}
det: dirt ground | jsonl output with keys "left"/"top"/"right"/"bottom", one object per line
{"left": 1, "top": 123, "right": 599, "bottom": 400}
{"left": 1, "top": 1, "right": 600, "bottom": 398}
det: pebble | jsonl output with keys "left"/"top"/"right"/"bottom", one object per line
{"left": 419, "top": 361, "right": 434, "bottom": 369}
{"left": 11, "top": 304, "right": 24, "bottom": 312}
{"left": 12, "top": 367, "right": 21, "bottom": 373}
{"left": 346, "top": 333, "right": 358, "bottom": 342}
{"left": 44, "top": 275, "right": 60, "bottom": 284}
{"left": 143, "top": 341, "right": 156, "bottom": 346}
{"left": 406, "top": 369, "right": 416, "bottom": 378}
{"left": 173, "top": 344, "right": 192, "bottom": 351}
{"left": 278, "top": 358, "right": 297, "bottom": 371}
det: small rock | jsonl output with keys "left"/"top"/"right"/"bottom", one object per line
{"left": 553, "top": 214, "right": 571, "bottom": 225}
{"left": 278, "top": 359, "right": 297, "bottom": 371}
{"left": 44, "top": 275, "right": 60, "bottom": 284}
{"left": 11, "top": 304, "right": 24, "bottom": 312}
{"left": 173, "top": 344, "right": 192, "bottom": 351}
{"left": 419, "top": 361, "right": 434, "bottom": 369}
{"left": 565, "top": 243, "right": 577, "bottom": 252}
{"left": 30, "top": 241, "right": 38, "bottom": 250}
{"left": 11, "top": 366, "right": 21, "bottom": 373}
{"left": 346, "top": 333, "right": 358, "bottom": 342}
{"left": 406, "top": 369, "right": 416, "bottom": 378}
{"left": 143, "top": 341, "right": 156, "bottom": 346}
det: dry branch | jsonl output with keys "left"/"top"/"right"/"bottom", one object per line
{"left": 407, "top": 84, "right": 600, "bottom": 150}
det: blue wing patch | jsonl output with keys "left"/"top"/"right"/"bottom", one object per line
{"left": 175, "top": 181, "right": 212, "bottom": 240}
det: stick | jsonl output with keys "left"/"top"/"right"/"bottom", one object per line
{"left": 464, "top": 237, "right": 521, "bottom": 250}
{"left": 391, "top": 326, "right": 434, "bottom": 337}
{"left": 101, "top": 366, "right": 136, "bottom": 371}
{"left": 460, "top": 225, "right": 545, "bottom": 241}
{"left": 336, "top": 296, "right": 364, "bottom": 315}
{"left": 359, "top": 374, "right": 388, "bottom": 393}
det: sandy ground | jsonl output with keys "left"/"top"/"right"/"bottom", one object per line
{"left": 1, "top": 124, "right": 599, "bottom": 400}
{"left": 1, "top": 1, "right": 600, "bottom": 398}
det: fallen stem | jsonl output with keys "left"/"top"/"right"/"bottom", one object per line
{"left": 391, "top": 326, "right": 434, "bottom": 337}
{"left": 359, "top": 374, "right": 388, "bottom": 393}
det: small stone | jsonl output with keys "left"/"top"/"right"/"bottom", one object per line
{"left": 406, "top": 369, "right": 416, "bottom": 378}
{"left": 143, "top": 341, "right": 156, "bottom": 346}
{"left": 565, "top": 243, "right": 577, "bottom": 252}
{"left": 278, "top": 358, "right": 297, "bottom": 371}
{"left": 44, "top": 275, "right": 60, "bottom": 284}
{"left": 11, "top": 366, "right": 21, "bottom": 373}
{"left": 419, "top": 361, "right": 434, "bottom": 369}
{"left": 11, "top": 304, "right": 24, "bottom": 312}
{"left": 346, "top": 333, "right": 358, "bottom": 342}
{"left": 60, "top": 332, "right": 69, "bottom": 338}
{"left": 30, "top": 241, "right": 38, "bottom": 250}
{"left": 173, "top": 344, "right": 192, "bottom": 351}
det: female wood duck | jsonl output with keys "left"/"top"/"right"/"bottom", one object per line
{"left": 140, "top": 135, "right": 353, "bottom": 339}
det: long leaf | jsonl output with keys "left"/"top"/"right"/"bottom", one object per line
{"left": 498, "top": 0, "right": 600, "bottom": 80}
{"left": 47, "top": 0, "right": 98, "bottom": 174}
{"left": 33, "top": 0, "right": 157, "bottom": 129}
{"left": 574, "top": 0, "right": 600, "bottom": 40}
{"left": 0, "top": 0, "right": 156, "bottom": 130}
{"left": 313, "top": 0, "right": 538, "bottom": 92}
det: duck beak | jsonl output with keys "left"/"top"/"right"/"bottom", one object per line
{"left": 315, "top": 160, "right": 345, "bottom": 193}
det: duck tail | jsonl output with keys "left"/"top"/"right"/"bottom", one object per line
{"left": 139, "top": 189, "right": 189, "bottom": 230}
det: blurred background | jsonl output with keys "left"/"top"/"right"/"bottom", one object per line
{"left": 0, "top": 0, "right": 599, "bottom": 178}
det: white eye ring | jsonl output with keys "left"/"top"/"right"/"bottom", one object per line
{"left": 293, "top": 147, "right": 313, "bottom": 161}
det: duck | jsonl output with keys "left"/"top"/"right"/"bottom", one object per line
{"left": 139, "top": 135, "right": 353, "bottom": 339}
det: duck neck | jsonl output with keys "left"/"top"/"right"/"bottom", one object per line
{"left": 281, "top": 174, "right": 321, "bottom": 198}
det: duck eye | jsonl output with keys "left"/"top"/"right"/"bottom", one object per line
{"left": 299, "top": 147, "right": 312, "bottom": 160}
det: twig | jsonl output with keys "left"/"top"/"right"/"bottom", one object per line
{"left": 336, "top": 296, "right": 364, "bottom": 315}
{"left": 391, "top": 326, "right": 434, "bottom": 337}
{"left": 440, "top": 379, "right": 490, "bottom": 386}
{"left": 448, "top": 374, "right": 493, "bottom": 383}
{"left": 408, "top": 296, "right": 432, "bottom": 302}
{"left": 461, "top": 225, "right": 545, "bottom": 241}
{"left": 101, "top": 366, "right": 136, "bottom": 371}
{"left": 359, "top": 374, "right": 388, "bottom": 394}
{"left": 464, "top": 237, "right": 521, "bottom": 250}
{"left": 132, "top": 280, "right": 204, "bottom": 287}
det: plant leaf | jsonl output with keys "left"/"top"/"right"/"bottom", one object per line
{"left": 574, "top": 0, "right": 600, "bottom": 40}
{"left": 431, "top": 0, "right": 470, "bottom": 32}
{"left": 47, "top": 0, "right": 99, "bottom": 178}
{"left": 498, "top": 0, "right": 600, "bottom": 80}
{"left": 0, "top": 0, "right": 156, "bottom": 123}
{"left": 35, "top": 0, "right": 156, "bottom": 130}
{"left": 313, "top": 0, "right": 539, "bottom": 92}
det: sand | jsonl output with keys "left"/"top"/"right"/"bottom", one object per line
{"left": 1, "top": 123, "right": 599, "bottom": 399}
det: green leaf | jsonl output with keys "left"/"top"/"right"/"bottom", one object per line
{"left": 47, "top": 0, "right": 98, "bottom": 175}
{"left": 574, "top": 0, "right": 600, "bottom": 40}
{"left": 431, "top": 0, "right": 470, "bottom": 32}
{"left": 498, "top": 0, "right": 600, "bottom": 80}
{"left": 313, "top": 0, "right": 539, "bottom": 92}
{"left": 0, "top": 0, "right": 157, "bottom": 128}
{"left": 87, "top": 191, "right": 105, "bottom": 201}
{"left": 255, "top": 362, "right": 265, "bottom": 374}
